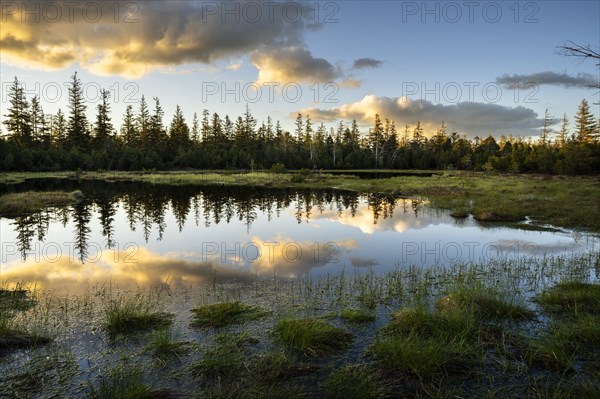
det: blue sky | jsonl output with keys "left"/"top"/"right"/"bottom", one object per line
{"left": 1, "top": 0, "right": 598, "bottom": 139}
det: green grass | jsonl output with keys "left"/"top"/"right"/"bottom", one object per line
{"left": 144, "top": 328, "right": 190, "bottom": 363}
{"left": 535, "top": 282, "right": 600, "bottom": 315}
{"left": 521, "top": 334, "right": 575, "bottom": 372}
{"left": 3, "top": 171, "right": 599, "bottom": 231}
{"left": 103, "top": 294, "right": 173, "bottom": 335}
{"left": 190, "top": 301, "right": 266, "bottom": 328}
{"left": 340, "top": 308, "right": 376, "bottom": 324}
{"left": 251, "top": 351, "right": 316, "bottom": 384}
{"left": 322, "top": 365, "right": 390, "bottom": 399}
{"left": 370, "top": 333, "right": 478, "bottom": 380}
{"left": 273, "top": 318, "right": 353, "bottom": 356}
{"left": 86, "top": 365, "right": 174, "bottom": 399}
{"left": 373, "top": 306, "right": 481, "bottom": 380}
{"left": 191, "top": 341, "right": 248, "bottom": 381}
{"left": 552, "top": 314, "right": 600, "bottom": 345}
{"left": 0, "top": 190, "right": 82, "bottom": 216}
{"left": 436, "top": 289, "right": 535, "bottom": 321}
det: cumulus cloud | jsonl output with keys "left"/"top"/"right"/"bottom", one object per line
{"left": 251, "top": 46, "right": 342, "bottom": 83}
{"left": 296, "top": 95, "right": 544, "bottom": 138}
{"left": 496, "top": 71, "right": 598, "bottom": 89}
{"left": 352, "top": 58, "right": 383, "bottom": 69}
{"left": 0, "top": 0, "right": 342, "bottom": 81}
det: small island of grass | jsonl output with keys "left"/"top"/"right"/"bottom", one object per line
{"left": 0, "top": 190, "right": 82, "bottom": 217}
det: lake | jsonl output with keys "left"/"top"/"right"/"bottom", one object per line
{"left": 1, "top": 180, "right": 597, "bottom": 293}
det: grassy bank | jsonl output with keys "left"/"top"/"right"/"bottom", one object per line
{"left": 0, "top": 190, "right": 82, "bottom": 217}
{"left": 1, "top": 170, "right": 599, "bottom": 231}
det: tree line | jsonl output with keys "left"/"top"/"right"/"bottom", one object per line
{"left": 2, "top": 73, "right": 599, "bottom": 174}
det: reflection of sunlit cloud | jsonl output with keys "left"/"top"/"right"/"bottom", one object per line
{"left": 249, "top": 236, "right": 358, "bottom": 278}
{"left": 349, "top": 256, "right": 379, "bottom": 267}
{"left": 1, "top": 247, "right": 254, "bottom": 292}
{"left": 310, "top": 208, "right": 415, "bottom": 234}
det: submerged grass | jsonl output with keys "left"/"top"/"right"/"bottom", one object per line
{"left": 0, "top": 190, "right": 82, "bottom": 216}
{"left": 190, "top": 301, "right": 266, "bottom": 328}
{"left": 103, "top": 294, "right": 172, "bottom": 335}
{"left": 273, "top": 318, "right": 353, "bottom": 356}
{"left": 86, "top": 364, "right": 175, "bottom": 399}
{"left": 340, "top": 308, "right": 376, "bottom": 324}
{"left": 0, "top": 252, "right": 599, "bottom": 397}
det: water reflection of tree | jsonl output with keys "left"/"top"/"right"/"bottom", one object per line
{"left": 71, "top": 201, "right": 91, "bottom": 263}
{"left": 7, "top": 184, "right": 401, "bottom": 261}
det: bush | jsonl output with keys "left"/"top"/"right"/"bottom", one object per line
{"left": 270, "top": 162, "right": 286, "bottom": 174}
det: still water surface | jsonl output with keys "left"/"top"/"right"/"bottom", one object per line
{"left": 1, "top": 180, "right": 597, "bottom": 292}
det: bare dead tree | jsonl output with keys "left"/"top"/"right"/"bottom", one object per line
{"left": 557, "top": 41, "right": 600, "bottom": 66}
{"left": 557, "top": 41, "right": 600, "bottom": 104}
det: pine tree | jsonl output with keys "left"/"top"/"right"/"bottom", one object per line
{"left": 3, "top": 77, "right": 32, "bottom": 145}
{"left": 137, "top": 95, "right": 150, "bottom": 142}
{"left": 51, "top": 109, "right": 67, "bottom": 145}
{"left": 30, "top": 95, "right": 46, "bottom": 142}
{"left": 120, "top": 105, "right": 137, "bottom": 145}
{"left": 368, "top": 114, "right": 384, "bottom": 167}
{"left": 574, "top": 99, "right": 598, "bottom": 142}
{"left": 66, "top": 72, "right": 90, "bottom": 148}
{"left": 169, "top": 105, "right": 190, "bottom": 147}
{"left": 557, "top": 113, "right": 569, "bottom": 146}
{"left": 94, "top": 89, "right": 114, "bottom": 146}
{"left": 540, "top": 108, "right": 553, "bottom": 145}
{"left": 191, "top": 112, "right": 200, "bottom": 142}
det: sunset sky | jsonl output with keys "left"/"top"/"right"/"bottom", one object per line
{"left": 1, "top": 0, "right": 598, "bottom": 139}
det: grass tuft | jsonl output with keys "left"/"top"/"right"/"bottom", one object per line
{"left": 190, "top": 301, "right": 266, "bottom": 328}
{"left": 322, "top": 364, "right": 391, "bottom": 399}
{"left": 340, "top": 308, "right": 376, "bottom": 324}
{"left": 535, "top": 282, "right": 600, "bottom": 315}
{"left": 273, "top": 318, "right": 353, "bottom": 356}
{"left": 437, "top": 289, "right": 535, "bottom": 321}
{"left": 103, "top": 294, "right": 172, "bottom": 335}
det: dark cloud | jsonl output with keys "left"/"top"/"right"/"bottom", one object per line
{"left": 0, "top": 0, "right": 341, "bottom": 81}
{"left": 352, "top": 58, "right": 383, "bottom": 69}
{"left": 297, "top": 95, "right": 544, "bottom": 138}
{"left": 496, "top": 71, "right": 598, "bottom": 89}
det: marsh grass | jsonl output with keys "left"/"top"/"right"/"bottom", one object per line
{"left": 273, "top": 318, "right": 353, "bottom": 356}
{"left": 86, "top": 365, "right": 175, "bottom": 399}
{"left": 144, "top": 328, "right": 190, "bottom": 363}
{"left": 535, "top": 282, "right": 600, "bottom": 315}
{"left": 373, "top": 306, "right": 481, "bottom": 380}
{"left": 251, "top": 351, "right": 316, "bottom": 384}
{"left": 340, "top": 308, "right": 376, "bottom": 324}
{"left": 322, "top": 365, "right": 392, "bottom": 399}
{"left": 0, "top": 284, "right": 52, "bottom": 356}
{"left": 0, "top": 350, "right": 77, "bottom": 397}
{"left": 521, "top": 334, "right": 575, "bottom": 372}
{"left": 190, "top": 301, "right": 266, "bottom": 328}
{"left": 103, "top": 293, "right": 173, "bottom": 335}
{"left": 0, "top": 190, "right": 82, "bottom": 216}
{"left": 436, "top": 288, "right": 535, "bottom": 321}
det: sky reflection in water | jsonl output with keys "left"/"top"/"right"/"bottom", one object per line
{"left": 0, "top": 182, "right": 597, "bottom": 292}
